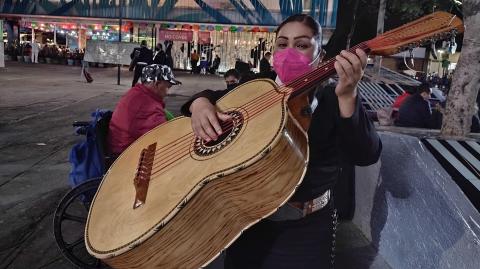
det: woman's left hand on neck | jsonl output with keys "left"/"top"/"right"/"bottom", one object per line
{"left": 333, "top": 49, "right": 367, "bottom": 118}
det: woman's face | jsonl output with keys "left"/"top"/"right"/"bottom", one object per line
{"left": 274, "top": 21, "right": 320, "bottom": 65}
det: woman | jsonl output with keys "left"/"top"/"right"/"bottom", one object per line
{"left": 181, "top": 14, "right": 381, "bottom": 269}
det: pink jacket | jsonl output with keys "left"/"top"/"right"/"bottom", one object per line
{"left": 108, "top": 84, "right": 166, "bottom": 155}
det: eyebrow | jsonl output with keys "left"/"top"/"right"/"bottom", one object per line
{"left": 277, "top": 35, "right": 312, "bottom": 40}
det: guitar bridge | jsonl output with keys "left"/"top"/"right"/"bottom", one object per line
{"left": 133, "top": 143, "right": 157, "bottom": 209}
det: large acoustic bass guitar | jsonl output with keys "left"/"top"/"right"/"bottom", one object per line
{"left": 86, "top": 12, "right": 463, "bottom": 268}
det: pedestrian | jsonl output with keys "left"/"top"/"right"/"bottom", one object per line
{"left": 164, "top": 40, "right": 174, "bottom": 69}
{"left": 31, "top": 41, "right": 40, "bottom": 64}
{"left": 190, "top": 50, "right": 199, "bottom": 74}
{"left": 259, "top": 52, "right": 272, "bottom": 74}
{"left": 153, "top": 43, "right": 166, "bottom": 65}
{"left": 180, "top": 14, "right": 381, "bottom": 268}
{"left": 199, "top": 56, "right": 209, "bottom": 75}
{"left": 130, "top": 40, "right": 153, "bottom": 87}
{"left": 209, "top": 54, "right": 221, "bottom": 74}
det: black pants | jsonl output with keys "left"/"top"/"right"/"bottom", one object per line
{"left": 191, "top": 60, "right": 198, "bottom": 73}
{"left": 224, "top": 202, "right": 338, "bottom": 269}
{"left": 132, "top": 64, "right": 145, "bottom": 86}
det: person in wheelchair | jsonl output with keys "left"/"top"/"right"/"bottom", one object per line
{"left": 108, "top": 64, "right": 182, "bottom": 155}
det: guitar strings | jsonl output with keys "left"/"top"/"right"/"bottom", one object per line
{"left": 148, "top": 90, "right": 286, "bottom": 172}
{"left": 147, "top": 43, "right": 371, "bottom": 175}
{"left": 149, "top": 90, "right": 285, "bottom": 173}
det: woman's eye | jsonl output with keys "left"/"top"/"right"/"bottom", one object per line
{"left": 296, "top": 43, "right": 309, "bottom": 49}
{"left": 277, "top": 43, "right": 287, "bottom": 48}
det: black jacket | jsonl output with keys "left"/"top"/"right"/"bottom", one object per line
{"left": 153, "top": 50, "right": 166, "bottom": 65}
{"left": 130, "top": 46, "right": 153, "bottom": 65}
{"left": 181, "top": 83, "right": 382, "bottom": 202}
{"left": 395, "top": 93, "right": 432, "bottom": 128}
{"left": 259, "top": 57, "right": 271, "bottom": 74}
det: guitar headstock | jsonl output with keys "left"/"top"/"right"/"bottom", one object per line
{"left": 366, "top": 11, "right": 464, "bottom": 56}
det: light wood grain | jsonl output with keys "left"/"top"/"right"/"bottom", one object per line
{"left": 85, "top": 79, "right": 309, "bottom": 268}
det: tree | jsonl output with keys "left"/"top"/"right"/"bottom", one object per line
{"left": 325, "top": 0, "right": 462, "bottom": 56}
{"left": 441, "top": 0, "right": 480, "bottom": 137}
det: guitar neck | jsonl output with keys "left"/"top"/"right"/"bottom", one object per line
{"left": 287, "top": 42, "right": 370, "bottom": 99}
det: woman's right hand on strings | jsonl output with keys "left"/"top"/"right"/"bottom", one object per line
{"left": 189, "top": 97, "right": 231, "bottom": 141}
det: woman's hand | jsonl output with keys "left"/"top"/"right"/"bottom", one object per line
{"left": 189, "top": 97, "right": 231, "bottom": 141}
{"left": 334, "top": 49, "right": 368, "bottom": 117}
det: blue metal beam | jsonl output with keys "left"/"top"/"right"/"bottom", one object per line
{"left": 12, "top": 0, "right": 30, "bottom": 14}
{"left": 2, "top": 0, "right": 13, "bottom": 13}
{"left": 279, "top": 0, "right": 293, "bottom": 20}
{"left": 228, "top": 0, "right": 253, "bottom": 24}
{"left": 292, "top": 0, "right": 303, "bottom": 14}
{"left": 331, "top": 0, "right": 339, "bottom": 27}
{"left": 237, "top": 0, "right": 259, "bottom": 23}
{"left": 249, "top": 0, "right": 276, "bottom": 25}
{"left": 194, "top": 0, "right": 231, "bottom": 24}
{"left": 156, "top": 0, "right": 178, "bottom": 19}
{"left": 49, "top": 0, "right": 79, "bottom": 16}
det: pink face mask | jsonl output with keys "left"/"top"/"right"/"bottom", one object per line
{"left": 273, "top": 48, "right": 314, "bottom": 84}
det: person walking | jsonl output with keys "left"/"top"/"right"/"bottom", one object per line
{"left": 190, "top": 50, "right": 199, "bottom": 74}
{"left": 153, "top": 43, "right": 166, "bottom": 65}
{"left": 130, "top": 40, "right": 153, "bottom": 87}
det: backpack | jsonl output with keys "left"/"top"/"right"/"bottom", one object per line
{"left": 68, "top": 110, "right": 112, "bottom": 188}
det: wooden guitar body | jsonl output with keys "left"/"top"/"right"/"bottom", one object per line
{"left": 85, "top": 79, "right": 309, "bottom": 268}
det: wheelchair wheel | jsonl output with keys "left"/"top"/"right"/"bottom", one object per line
{"left": 53, "top": 178, "right": 109, "bottom": 269}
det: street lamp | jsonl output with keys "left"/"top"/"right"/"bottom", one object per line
{"left": 117, "top": 0, "right": 124, "bottom": 85}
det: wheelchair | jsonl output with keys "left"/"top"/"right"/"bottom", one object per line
{"left": 53, "top": 112, "right": 113, "bottom": 269}
{"left": 53, "top": 109, "right": 175, "bottom": 268}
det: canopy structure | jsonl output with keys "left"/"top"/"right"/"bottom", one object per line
{"left": 0, "top": 0, "right": 339, "bottom": 28}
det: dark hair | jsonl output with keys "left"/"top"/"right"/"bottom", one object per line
{"left": 141, "top": 40, "right": 148, "bottom": 46}
{"left": 224, "top": 69, "right": 240, "bottom": 79}
{"left": 418, "top": 82, "right": 432, "bottom": 94}
{"left": 264, "top": 52, "right": 271, "bottom": 57}
{"left": 276, "top": 14, "right": 322, "bottom": 42}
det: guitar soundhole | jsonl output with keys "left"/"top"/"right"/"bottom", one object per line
{"left": 194, "top": 110, "right": 244, "bottom": 156}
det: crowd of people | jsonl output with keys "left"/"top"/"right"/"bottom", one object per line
{"left": 4, "top": 40, "right": 85, "bottom": 64}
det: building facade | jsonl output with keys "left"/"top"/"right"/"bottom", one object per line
{"left": 1, "top": 0, "right": 338, "bottom": 71}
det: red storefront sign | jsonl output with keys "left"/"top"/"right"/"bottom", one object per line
{"left": 198, "top": 31, "right": 211, "bottom": 44}
{"left": 158, "top": 29, "right": 193, "bottom": 42}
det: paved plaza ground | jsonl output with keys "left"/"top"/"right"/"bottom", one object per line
{"left": 0, "top": 62, "right": 385, "bottom": 269}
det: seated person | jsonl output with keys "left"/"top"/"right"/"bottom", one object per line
{"left": 184, "top": 69, "right": 241, "bottom": 107}
{"left": 223, "top": 69, "right": 240, "bottom": 91}
{"left": 108, "top": 64, "right": 182, "bottom": 155}
{"left": 395, "top": 82, "right": 433, "bottom": 128}
{"left": 392, "top": 92, "right": 411, "bottom": 112}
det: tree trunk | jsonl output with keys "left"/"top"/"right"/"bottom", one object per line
{"left": 441, "top": 0, "right": 480, "bottom": 137}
